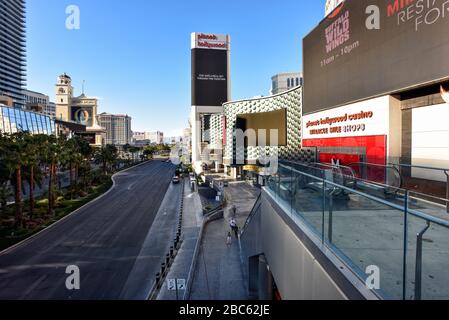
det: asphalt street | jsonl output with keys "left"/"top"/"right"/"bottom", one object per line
{"left": 0, "top": 160, "right": 177, "bottom": 300}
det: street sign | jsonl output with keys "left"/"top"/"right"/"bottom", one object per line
{"left": 167, "top": 278, "right": 186, "bottom": 291}
{"left": 177, "top": 279, "right": 186, "bottom": 290}
{"left": 167, "top": 279, "right": 176, "bottom": 291}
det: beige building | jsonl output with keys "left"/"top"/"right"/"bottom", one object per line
{"left": 271, "top": 73, "right": 303, "bottom": 95}
{"left": 55, "top": 73, "right": 105, "bottom": 146}
{"left": 97, "top": 113, "right": 132, "bottom": 146}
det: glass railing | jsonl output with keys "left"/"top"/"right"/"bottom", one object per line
{"left": 266, "top": 163, "right": 449, "bottom": 300}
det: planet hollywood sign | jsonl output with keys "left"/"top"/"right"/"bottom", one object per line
{"left": 302, "top": 96, "right": 391, "bottom": 140}
{"left": 195, "top": 33, "right": 228, "bottom": 50}
{"left": 306, "top": 110, "right": 373, "bottom": 136}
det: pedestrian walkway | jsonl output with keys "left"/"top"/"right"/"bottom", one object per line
{"left": 188, "top": 181, "right": 260, "bottom": 300}
{"left": 157, "top": 179, "right": 203, "bottom": 300}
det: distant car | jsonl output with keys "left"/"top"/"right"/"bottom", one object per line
{"left": 172, "top": 176, "right": 180, "bottom": 184}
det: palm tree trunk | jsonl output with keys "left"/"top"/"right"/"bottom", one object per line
{"left": 15, "top": 166, "right": 22, "bottom": 228}
{"left": 53, "top": 164, "right": 57, "bottom": 210}
{"left": 48, "top": 162, "right": 54, "bottom": 215}
{"left": 69, "top": 163, "right": 73, "bottom": 186}
{"left": 69, "top": 163, "right": 73, "bottom": 199}
{"left": 29, "top": 165, "right": 34, "bottom": 219}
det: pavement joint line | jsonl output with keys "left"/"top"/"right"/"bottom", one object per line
{"left": 0, "top": 160, "right": 153, "bottom": 256}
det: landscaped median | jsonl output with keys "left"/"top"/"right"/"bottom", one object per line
{"left": 0, "top": 160, "right": 149, "bottom": 252}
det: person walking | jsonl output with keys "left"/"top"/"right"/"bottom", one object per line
{"left": 226, "top": 232, "right": 232, "bottom": 247}
{"left": 231, "top": 205, "right": 237, "bottom": 218}
{"left": 230, "top": 218, "right": 239, "bottom": 239}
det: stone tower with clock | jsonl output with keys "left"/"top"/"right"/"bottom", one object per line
{"left": 55, "top": 73, "right": 73, "bottom": 121}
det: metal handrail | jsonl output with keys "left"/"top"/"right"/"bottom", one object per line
{"left": 280, "top": 163, "right": 449, "bottom": 228}
{"left": 390, "top": 163, "right": 449, "bottom": 175}
{"left": 282, "top": 160, "right": 402, "bottom": 197}
{"left": 389, "top": 162, "right": 449, "bottom": 212}
{"left": 241, "top": 192, "right": 262, "bottom": 235}
{"left": 276, "top": 162, "right": 449, "bottom": 300}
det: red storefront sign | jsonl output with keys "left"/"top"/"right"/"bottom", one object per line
{"left": 303, "top": 135, "right": 387, "bottom": 166}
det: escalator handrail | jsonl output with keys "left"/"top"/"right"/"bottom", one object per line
{"left": 348, "top": 161, "right": 402, "bottom": 190}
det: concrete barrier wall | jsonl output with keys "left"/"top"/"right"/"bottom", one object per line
{"left": 241, "top": 188, "right": 376, "bottom": 300}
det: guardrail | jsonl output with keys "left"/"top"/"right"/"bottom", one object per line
{"left": 241, "top": 193, "right": 262, "bottom": 236}
{"left": 389, "top": 163, "right": 449, "bottom": 213}
{"left": 267, "top": 163, "right": 449, "bottom": 300}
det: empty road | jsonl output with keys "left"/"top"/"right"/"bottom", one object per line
{"left": 0, "top": 160, "right": 178, "bottom": 300}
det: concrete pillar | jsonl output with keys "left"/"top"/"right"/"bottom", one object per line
{"left": 231, "top": 167, "right": 238, "bottom": 180}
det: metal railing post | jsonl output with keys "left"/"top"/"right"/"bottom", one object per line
{"left": 446, "top": 173, "right": 449, "bottom": 213}
{"left": 414, "top": 221, "right": 430, "bottom": 300}
{"left": 328, "top": 190, "right": 334, "bottom": 244}
{"left": 402, "top": 191, "right": 409, "bottom": 300}
{"left": 322, "top": 177, "right": 326, "bottom": 244}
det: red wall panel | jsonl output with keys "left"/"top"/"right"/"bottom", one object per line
{"left": 302, "top": 135, "right": 387, "bottom": 166}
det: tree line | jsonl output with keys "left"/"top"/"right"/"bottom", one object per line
{"left": 0, "top": 132, "right": 127, "bottom": 229}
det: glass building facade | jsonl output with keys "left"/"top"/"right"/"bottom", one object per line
{"left": 0, "top": 105, "right": 55, "bottom": 135}
{"left": 0, "top": 0, "right": 27, "bottom": 108}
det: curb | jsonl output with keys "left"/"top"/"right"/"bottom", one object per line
{"left": 0, "top": 160, "right": 152, "bottom": 256}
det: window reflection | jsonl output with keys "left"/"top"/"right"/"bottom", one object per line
{"left": 0, "top": 106, "right": 56, "bottom": 136}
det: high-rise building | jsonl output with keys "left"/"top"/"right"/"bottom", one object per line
{"left": 97, "top": 113, "right": 132, "bottom": 146}
{"left": 0, "top": 0, "right": 26, "bottom": 109}
{"left": 133, "top": 131, "right": 146, "bottom": 142}
{"left": 132, "top": 131, "right": 163, "bottom": 144}
{"left": 271, "top": 73, "right": 303, "bottom": 95}
{"left": 23, "top": 89, "right": 56, "bottom": 117}
{"left": 146, "top": 131, "right": 164, "bottom": 144}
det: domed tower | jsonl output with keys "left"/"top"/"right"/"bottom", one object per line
{"left": 55, "top": 73, "right": 73, "bottom": 121}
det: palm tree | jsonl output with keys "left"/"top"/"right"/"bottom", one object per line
{"left": 22, "top": 133, "right": 44, "bottom": 218}
{"left": 40, "top": 135, "right": 62, "bottom": 216}
{"left": 129, "top": 146, "right": 141, "bottom": 163}
{"left": 0, "top": 132, "right": 28, "bottom": 228}
{"left": 94, "top": 145, "right": 118, "bottom": 174}
{"left": 73, "top": 136, "right": 92, "bottom": 187}
{"left": 143, "top": 145, "right": 156, "bottom": 159}
{"left": 0, "top": 183, "right": 12, "bottom": 216}
{"left": 75, "top": 138, "right": 93, "bottom": 191}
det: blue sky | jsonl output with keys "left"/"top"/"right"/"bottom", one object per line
{"left": 26, "top": 0, "right": 325, "bottom": 136}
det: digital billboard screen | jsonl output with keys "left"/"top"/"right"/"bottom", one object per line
{"left": 303, "top": 0, "right": 449, "bottom": 115}
{"left": 191, "top": 48, "right": 228, "bottom": 106}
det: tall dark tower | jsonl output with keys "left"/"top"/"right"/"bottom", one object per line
{"left": 190, "top": 32, "right": 231, "bottom": 173}
{"left": 0, "top": 0, "right": 26, "bottom": 109}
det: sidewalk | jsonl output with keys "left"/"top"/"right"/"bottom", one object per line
{"left": 157, "top": 179, "right": 203, "bottom": 300}
{"left": 188, "top": 181, "right": 260, "bottom": 300}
